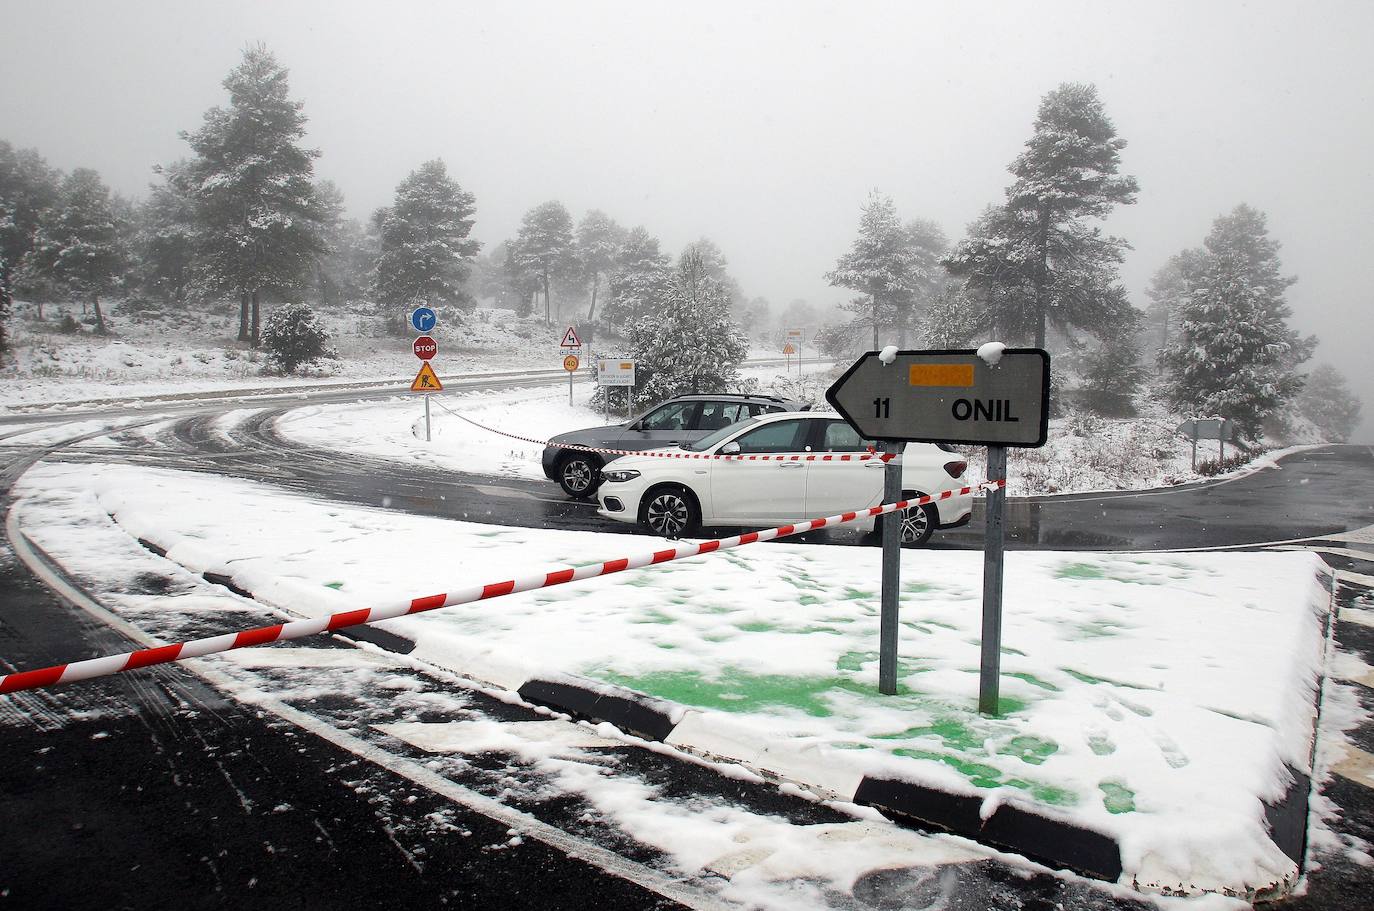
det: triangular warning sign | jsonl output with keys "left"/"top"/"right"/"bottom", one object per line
{"left": 560, "top": 326, "right": 582, "bottom": 348}
{"left": 410, "top": 362, "right": 443, "bottom": 392}
{"left": 782, "top": 342, "right": 796, "bottom": 355}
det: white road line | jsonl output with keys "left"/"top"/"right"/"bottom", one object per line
{"left": 1340, "top": 608, "right": 1374, "bottom": 630}
{"left": 6, "top": 505, "right": 735, "bottom": 911}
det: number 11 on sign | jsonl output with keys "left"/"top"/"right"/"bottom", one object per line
{"left": 874, "top": 397, "right": 890, "bottom": 418}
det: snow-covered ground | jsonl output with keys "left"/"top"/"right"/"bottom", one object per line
{"left": 17, "top": 457, "right": 1333, "bottom": 900}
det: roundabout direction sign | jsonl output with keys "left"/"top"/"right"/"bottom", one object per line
{"left": 826, "top": 347, "right": 1050, "bottom": 713}
{"left": 410, "top": 307, "right": 437, "bottom": 334}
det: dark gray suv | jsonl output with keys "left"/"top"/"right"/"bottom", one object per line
{"left": 541, "top": 394, "right": 806, "bottom": 498}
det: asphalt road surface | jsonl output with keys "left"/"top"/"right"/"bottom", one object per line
{"left": 2, "top": 376, "right": 1373, "bottom": 910}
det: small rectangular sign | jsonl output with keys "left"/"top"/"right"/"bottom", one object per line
{"left": 908, "top": 364, "right": 974, "bottom": 387}
{"left": 827, "top": 348, "right": 1050, "bottom": 447}
{"left": 597, "top": 359, "right": 636, "bottom": 387}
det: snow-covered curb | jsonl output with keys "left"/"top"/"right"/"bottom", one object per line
{"left": 13, "top": 461, "right": 1337, "bottom": 900}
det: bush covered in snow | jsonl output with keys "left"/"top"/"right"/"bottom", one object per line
{"left": 260, "top": 302, "right": 337, "bottom": 374}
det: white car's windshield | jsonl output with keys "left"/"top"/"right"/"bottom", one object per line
{"left": 682, "top": 416, "right": 758, "bottom": 451}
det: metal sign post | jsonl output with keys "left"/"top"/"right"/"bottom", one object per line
{"left": 879, "top": 440, "right": 906, "bottom": 695}
{"left": 826, "top": 347, "right": 1049, "bottom": 715}
{"left": 424, "top": 394, "right": 432, "bottom": 442}
{"left": 979, "top": 445, "right": 1008, "bottom": 714}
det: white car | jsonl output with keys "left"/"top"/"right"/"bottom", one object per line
{"left": 596, "top": 411, "right": 973, "bottom": 545}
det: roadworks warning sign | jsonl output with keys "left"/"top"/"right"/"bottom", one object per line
{"left": 411, "top": 362, "right": 443, "bottom": 392}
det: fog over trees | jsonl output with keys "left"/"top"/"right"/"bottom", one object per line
{"left": 0, "top": 20, "right": 1365, "bottom": 440}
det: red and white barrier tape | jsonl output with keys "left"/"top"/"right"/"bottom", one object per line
{"left": 0, "top": 482, "right": 1004, "bottom": 695}
{"left": 435, "top": 402, "right": 898, "bottom": 463}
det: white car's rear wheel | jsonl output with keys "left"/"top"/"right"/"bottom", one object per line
{"left": 899, "top": 493, "right": 936, "bottom": 547}
{"left": 642, "top": 486, "right": 699, "bottom": 539}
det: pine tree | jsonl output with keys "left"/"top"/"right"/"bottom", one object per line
{"left": 1296, "top": 365, "right": 1362, "bottom": 442}
{"left": 21, "top": 168, "right": 126, "bottom": 334}
{"left": 510, "top": 201, "right": 574, "bottom": 325}
{"left": 1143, "top": 252, "right": 1197, "bottom": 368}
{"left": 574, "top": 210, "right": 625, "bottom": 322}
{"left": 312, "top": 183, "right": 373, "bottom": 309}
{"left": 826, "top": 191, "right": 922, "bottom": 348}
{"left": 623, "top": 249, "right": 748, "bottom": 408}
{"left": 260, "top": 301, "right": 336, "bottom": 373}
{"left": 1162, "top": 205, "right": 1312, "bottom": 442}
{"left": 601, "top": 226, "right": 671, "bottom": 333}
{"left": 374, "top": 160, "right": 479, "bottom": 323}
{"left": 181, "top": 45, "right": 324, "bottom": 346}
{"left": 0, "top": 141, "right": 61, "bottom": 325}
{"left": 135, "top": 160, "right": 197, "bottom": 304}
{"left": 946, "top": 83, "right": 1137, "bottom": 348}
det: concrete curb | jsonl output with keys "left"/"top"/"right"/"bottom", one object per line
{"left": 129, "top": 527, "right": 1331, "bottom": 899}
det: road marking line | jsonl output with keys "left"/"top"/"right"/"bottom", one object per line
{"left": 1333, "top": 744, "right": 1374, "bottom": 791}
{"left": 1272, "top": 545, "right": 1374, "bottom": 563}
{"left": 7, "top": 506, "right": 735, "bottom": 911}
{"left": 376, "top": 720, "right": 623, "bottom": 753}
{"left": 1338, "top": 570, "right": 1374, "bottom": 589}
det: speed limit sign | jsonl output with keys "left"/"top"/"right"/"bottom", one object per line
{"left": 563, "top": 354, "right": 580, "bottom": 371}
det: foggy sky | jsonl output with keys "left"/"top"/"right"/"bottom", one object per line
{"left": 3, "top": 0, "right": 1371, "bottom": 440}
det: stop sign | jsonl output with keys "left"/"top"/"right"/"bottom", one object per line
{"left": 413, "top": 336, "right": 437, "bottom": 360}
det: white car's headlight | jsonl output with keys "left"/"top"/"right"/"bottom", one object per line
{"left": 602, "top": 469, "right": 641, "bottom": 483}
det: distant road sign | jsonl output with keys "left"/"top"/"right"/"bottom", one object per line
{"left": 410, "top": 307, "right": 437, "bottom": 333}
{"left": 826, "top": 348, "right": 1050, "bottom": 447}
{"left": 560, "top": 326, "right": 583, "bottom": 348}
{"left": 413, "top": 335, "right": 437, "bottom": 360}
{"left": 782, "top": 342, "right": 796, "bottom": 355}
{"left": 1176, "top": 417, "right": 1233, "bottom": 441}
{"left": 597, "top": 359, "right": 635, "bottom": 386}
{"left": 410, "top": 362, "right": 443, "bottom": 392}
{"left": 563, "top": 354, "right": 580, "bottom": 372}
{"left": 786, "top": 328, "right": 804, "bottom": 341}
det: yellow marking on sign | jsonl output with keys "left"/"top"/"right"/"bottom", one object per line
{"left": 782, "top": 343, "right": 796, "bottom": 355}
{"left": 410, "top": 361, "right": 443, "bottom": 392}
{"left": 908, "top": 364, "right": 974, "bottom": 387}
{"left": 620, "top": 362, "right": 632, "bottom": 369}
{"left": 563, "top": 354, "right": 580, "bottom": 371}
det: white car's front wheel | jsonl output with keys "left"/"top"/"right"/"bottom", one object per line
{"left": 898, "top": 492, "right": 936, "bottom": 547}
{"left": 641, "top": 486, "right": 699, "bottom": 539}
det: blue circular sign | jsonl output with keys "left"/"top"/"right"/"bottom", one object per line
{"left": 410, "top": 307, "right": 437, "bottom": 333}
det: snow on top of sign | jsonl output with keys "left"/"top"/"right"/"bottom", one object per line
{"left": 878, "top": 345, "right": 898, "bottom": 365}
{"left": 977, "top": 341, "right": 1006, "bottom": 366}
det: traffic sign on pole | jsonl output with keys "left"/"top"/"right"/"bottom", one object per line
{"left": 413, "top": 336, "right": 438, "bottom": 360}
{"left": 827, "top": 346, "right": 1050, "bottom": 715}
{"left": 826, "top": 348, "right": 1050, "bottom": 447}
{"left": 560, "top": 326, "right": 583, "bottom": 348}
{"left": 410, "top": 362, "right": 443, "bottom": 392}
{"left": 563, "top": 354, "right": 580, "bottom": 372}
{"left": 410, "top": 307, "right": 438, "bottom": 333}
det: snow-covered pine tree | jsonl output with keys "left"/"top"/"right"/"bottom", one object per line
{"left": 1143, "top": 251, "right": 1197, "bottom": 369}
{"left": 0, "top": 141, "right": 61, "bottom": 326}
{"left": 21, "top": 168, "right": 126, "bottom": 335}
{"left": 826, "top": 191, "right": 921, "bottom": 349}
{"left": 574, "top": 210, "right": 625, "bottom": 323}
{"left": 946, "top": 83, "right": 1137, "bottom": 348}
{"left": 623, "top": 249, "right": 748, "bottom": 409}
{"left": 510, "top": 201, "right": 575, "bottom": 325}
{"left": 601, "top": 226, "right": 671, "bottom": 334}
{"left": 373, "top": 160, "right": 479, "bottom": 326}
{"left": 181, "top": 45, "right": 325, "bottom": 346}
{"left": 135, "top": 160, "right": 197, "bottom": 305}
{"left": 1162, "top": 205, "right": 1312, "bottom": 442}
{"left": 1295, "top": 365, "right": 1362, "bottom": 442}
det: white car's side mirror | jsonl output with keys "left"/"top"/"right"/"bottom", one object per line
{"left": 720, "top": 441, "right": 741, "bottom": 455}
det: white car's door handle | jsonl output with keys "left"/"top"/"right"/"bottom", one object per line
{"left": 779, "top": 462, "right": 804, "bottom": 469}
{"left": 864, "top": 460, "right": 886, "bottom": 468}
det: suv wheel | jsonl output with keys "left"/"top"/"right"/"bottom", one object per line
{"left": 558, "top": 455, "right": 601, "bottom": 499}
{"left": 642, "top": 485, "right": 699, "bottom": 539}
